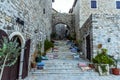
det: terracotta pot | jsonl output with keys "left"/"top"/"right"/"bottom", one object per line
{"left": 89, "top": 64, "right": 95, "bottom": 68}
{"left": 31, "top": 62, "right": 36, "bottom": 68}
{"left": 112, "top": 68, "right": 120, "bottom": 75}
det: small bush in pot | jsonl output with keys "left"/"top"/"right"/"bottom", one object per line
{"left": 110, "top": 54, "right": 120, "bottom": 75}
{"left": 92, "top": 48, "right": 115, "bottom": 75}
{"left": 43, "top": 39, "right": 54, "bottom": 56}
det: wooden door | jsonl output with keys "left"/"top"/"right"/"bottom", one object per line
{"left": 22, "top": 39, "right": 31, "bottom": 79}
{"left": 86, "top": 35, "right": 91, "bottom": 61}
{"left": 1, "top": 33, "right": 21, "bottom": 80}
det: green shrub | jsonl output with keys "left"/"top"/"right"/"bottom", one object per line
{"left": 92, "top": 48, "right": 115, "bottom": 66}
{"left": 37, "top": 41, "right": 42, "bottom": 56}
{"left": 92, "top": 48, "right": 115, "bottom": 75}
{"left": 44, "top": 39, "right": 54, "bottom": 56}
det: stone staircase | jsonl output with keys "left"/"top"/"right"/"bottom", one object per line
{"left": 32, "top": 60, "right": 82, "bottom": 74}
{"left": 31, "top": 41, "right": 91, "bottom": 75}
{"left": 25, "top": 41, "right": 120, "bottom": 80}
{"left": 25, "top": 41, "right": 102, "bottom": 80}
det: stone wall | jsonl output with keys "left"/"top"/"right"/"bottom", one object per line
{"left": 0, "top": 1, "right": 52, "bottom": 78}
{"left": 80, "top": 14, "right": 120, "bottom": 60}
{"left": 52, "top": 12, "right": 73, "bottom": 29}
{"left": 72, "top": 0, "right": 120, "bottom": 42}
{"left": 92, "top": 14, "right": 120, "bottom": 57}
{"left": 72, "top": 0, "right": 80, "bottom": 40}
{"left": 79, "top": 15, "right": 93, "bottom": 59}
{"left": 0, "top": 0, "right": 52, "bottom": 55}
{"left": 71, "top": 0, "right": 120, "bottom": 59}
{"left": 78, "top": 0, "right": 120, "bottom": 28}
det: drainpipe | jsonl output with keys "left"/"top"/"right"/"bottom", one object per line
{"left": 18, "top": 45, "right": 25, "bottom": 80}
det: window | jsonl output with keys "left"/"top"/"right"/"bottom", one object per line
{"left": 43, "top": 8, "right": 45, "bottom": 14}
{"left": 52, "top": 0, "right": 55, "bottom": 2}
{"left": 91, "top": 1, "right": 97, "bottom": 8}
{"left": 116, "top": 1, "right": 120, "bottom": 9}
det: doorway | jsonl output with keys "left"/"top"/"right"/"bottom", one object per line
{"left": 9, "top": 36, "right": 21, "bottom": 80}
{"left": 22, "top": 39, "right": 31, "bottom": 79}
{"left": 52, "top": 23, "right": 70, "bottom": 40}
{"left": 86, "top": 35, "right": 91, "bottom": 61}
{"left": 0, "top": 30, "right": 21, "bottom": 80}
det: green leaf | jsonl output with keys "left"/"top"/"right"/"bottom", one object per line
{"left": 0, "top": 52, "right": 3, "bottom": 56}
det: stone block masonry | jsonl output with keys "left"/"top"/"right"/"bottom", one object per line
{"left": 80, "top": 14, "right": 120, "bottom": 60}
{"left": 0, "top": 0, "right": 52, "bottom": 56}
{"left": 0, "top": 0, "right": 52, "bottom": 79}
{"left": 92, "top": 14, "right": 120, "bottom": 57}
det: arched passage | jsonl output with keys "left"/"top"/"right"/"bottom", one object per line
{"left": 9, "top": 35, "right": 22, "bottom": 80}
{"left": 9, "top": 32, "right": 25, "bottom": 79}
{"left": 52, "top": 12, "right": 75, "bottom": 39}
{"left": 53, "top": 23, "right": 70, "bottom": 40}
{"left": 0, "top": 30, "right": 23, "bottom": 80}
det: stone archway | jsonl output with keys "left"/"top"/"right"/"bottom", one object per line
{"left": 9, "top": 35, "right": 21, "bottom": 80}
{"left": 9, "top": 32, "right": 25, "bottom": 79}
{"left": 0, "top": 30, "right": 24, "bottom": 80}
{"left": 53, "top": 23, "right": 70, "bottom": 40}
{"left": 9, "top": 32, "right": 25, "bottom": 45}
{"left": 52, "top": 12, "right": 75, "bottom": 34}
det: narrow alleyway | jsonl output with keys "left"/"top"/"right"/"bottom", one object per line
{"left": 25, "top": 41, "right": 120, "bottom": 80}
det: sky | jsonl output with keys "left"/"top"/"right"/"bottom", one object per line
{"left": 52, "top": 0, "right": 74, "bottom": 13}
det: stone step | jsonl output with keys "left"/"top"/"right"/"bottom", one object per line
{"left": 44, "top": 63, "right": 78, "bottom": 66}
{"left": 32, "top": 69, "right": 82, "bottom": 74}
{"left": 43, "top": 63, "right": 79, "bottom": 69}
{"left": 44, "top": 67, "right": 78, "bottom": 70}
{"left": 44, "top": 65, "right": 78, "bottom": 69}
{"left": 41, "top": 60, "right": 82, "bottom": 69}
{"left": 31, "top": 69, "right": 96, "bottom": 75}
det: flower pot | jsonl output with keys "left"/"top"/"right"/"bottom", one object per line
{"left": 112, "top": 68, "right": 120, "bottom": 75}
{"left": 89, "top": 64, "right": 95, "bottom": 68}
{"left": 98, "top": 64, "right": 109, "bottom": 76}
{"left": 94, "top": 64, "right": 98, "bottom": 72}
{"left": 31, "top": 62, "right": 36, "bottom": 68}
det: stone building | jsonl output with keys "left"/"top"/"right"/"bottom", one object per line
{"left": 71, "top": 0, "right": 120, "bottom": 61}
{"left": 0, "top": 0, "right": 53, "bottom": 80}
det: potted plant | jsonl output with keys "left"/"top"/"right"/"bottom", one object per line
{"left": 111, "top": 53, "right": 120, "bottom": 75}
{"left": 88, "top": 62, "right": 95, "bottom": 68}
{"left": 43, "top": 39, "right": 54, "bottom": 56}
{"left": 112, "top": 59, "right": 120, "bottom": 75}
{"left": 31, "top": 61, "right": 36, "bottom": 68}
{"left": 31, "top": 41, "right": 42, "bottom": 69}
{"left": 0, "top": 37, "right": 21, "bottom": 80}
{"left": 92, "top": 48, "right": 115, "bottom": 76}
{"left": 35, "top": 42, "right": 45, "bottom": 69}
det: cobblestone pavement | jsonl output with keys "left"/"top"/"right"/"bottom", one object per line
{"left": 25, "top": 40, "right": 120, "bottom": 80}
